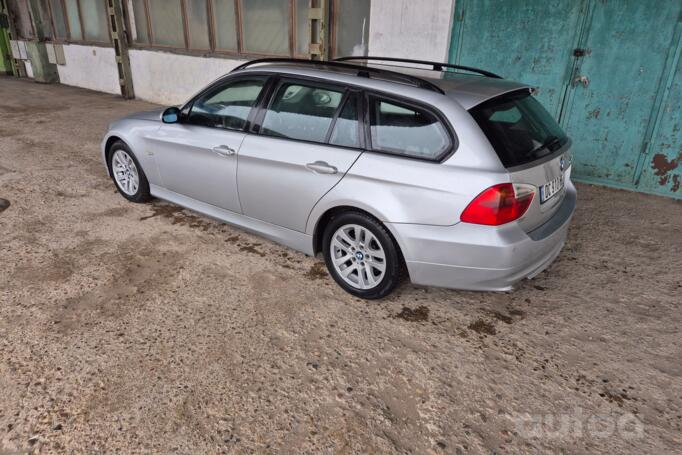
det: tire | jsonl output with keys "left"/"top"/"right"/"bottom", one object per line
{"left": 322, "top": 211, "right": 402, "bottom": 299}
{"left": 108, "top": 141, "right": 151, "bottom": 203}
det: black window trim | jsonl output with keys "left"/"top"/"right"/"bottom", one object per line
{"left": 177, "top": 71, "right": 457, "bottom": 159}
{"left": 362, "top": 91, "right": 458, "bottom": 163}
{"left": 249, "top": 75, "right": 366, "bottom": 151}
{"left": 180, "top": 73, "right": 272, "bottom": 133}
{"left": 324, "top": 90, "right": 352, "bottom": 144}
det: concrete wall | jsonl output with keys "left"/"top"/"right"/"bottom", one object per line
{"left": 368, "top": 0, "right": 455, "bottom": 61}
{"left": 56, "top": 44, "right": 120, "bottom": 95}
{"left": 129, "top": 50, "right": 243, "bottom": 105}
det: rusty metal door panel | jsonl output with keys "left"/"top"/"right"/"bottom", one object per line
{"left": 561, "top": 0, "right": 681, "bottom": 189}
{"left": 634, "top": 20, "right": 682, "bottom": 198}
{"left": 449, "top": 0, "right": 585, "bottom": 119}
{"left": 449, "top": 0, "right": 682, "bottom": 198}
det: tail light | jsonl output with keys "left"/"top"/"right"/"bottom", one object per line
{"left": 460, "top": 183, "right": 535, "bottom": 226}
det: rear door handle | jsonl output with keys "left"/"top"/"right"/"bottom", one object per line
{"left": 305, "top": 161, "right": 337, "bottom": 175}
{"left": 212, "top": 145, "right": 236, "bottom": 157}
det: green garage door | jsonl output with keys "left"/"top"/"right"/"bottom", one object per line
{"left": 450, "top": 0, "right": 682, "bottom": 199}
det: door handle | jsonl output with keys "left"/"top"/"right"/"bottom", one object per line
{"left": 305, "top": 161, "right": 337, "bottom": 175}
{"left": 212, "top": 145, "right": 236, "bottom": 157}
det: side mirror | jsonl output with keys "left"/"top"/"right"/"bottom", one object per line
{"left": 162, "top": 106, "right": 181, "bottom": 124}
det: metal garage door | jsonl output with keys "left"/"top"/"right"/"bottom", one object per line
{"left": 449, "top": 0, "right": 682, "bottom": 199}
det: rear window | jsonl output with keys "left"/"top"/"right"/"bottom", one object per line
{"left": 470, "top": 90, "right": 568, "bottom": 168}
{"left": 369, "top": 96, "right": 451, "bottom": 160}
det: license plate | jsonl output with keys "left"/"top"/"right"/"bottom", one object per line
{"left": 540, "top": 174, "right": 564, "bottom": 203}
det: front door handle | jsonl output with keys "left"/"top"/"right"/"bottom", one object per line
{"left": 305, "top": 161, "right": 338, "bottom": 175}
{"left": 212, "top": 145, "right": 236, "bottom": 157}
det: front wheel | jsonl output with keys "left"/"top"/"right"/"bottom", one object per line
{"left": 108, "top": 141, "right": 151, "bottom": 203}
{"left": 322, "top": 211, "right": 402, "bottom": 299}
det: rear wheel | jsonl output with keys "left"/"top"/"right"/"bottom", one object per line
{"left": 322, "top": 211, "right": 402, "bottom": 299}
{"left": 109, "top": 141, "right": 151, "bottom": 203}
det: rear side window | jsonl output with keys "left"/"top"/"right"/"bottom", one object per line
{"left": 369, "top": 96, "right": 451, "bottom": 160}
{"left": 329, "top": 92, "right": 360, "bottom": 148}
{"left": 261, "top": 82, "right": 344, "bottom": 143}
{"left": 469, "top": 90, "right": 569, "bottom": 168}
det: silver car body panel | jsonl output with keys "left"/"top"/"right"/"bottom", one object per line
{"left": 237, "top": 134, "right": 361, "bottom": 232}
{"left": 101, "top": 62, "right": 575, "bottom": 291}
{"left": 147, "top": 123, "right": 245, "bottom": 213}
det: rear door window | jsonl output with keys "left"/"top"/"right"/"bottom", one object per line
{"left": 368, "top": 96, "right": 451, "bottom": 160}
{"left": 469, "top": 90, "right": 569, "bottom": 168}
{"left": 260, "top": 81, "right": 345, "bottom": 143}
{"left": 329, "top": 92, "right": 361, "bottom": 148}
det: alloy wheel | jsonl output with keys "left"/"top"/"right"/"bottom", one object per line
{"left": 112, "top": 149, "right": 140, "bottom": 196}
{"left": 330, "top": 224, "right": 386, "bottom": 290}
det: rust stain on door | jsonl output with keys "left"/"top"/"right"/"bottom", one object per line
{"left": 651, "top": 152, "right": 682, "bottom": 186}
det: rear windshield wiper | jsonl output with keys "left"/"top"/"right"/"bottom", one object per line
{"left": 527, "top": 135, "right": 563, "bottom": 159}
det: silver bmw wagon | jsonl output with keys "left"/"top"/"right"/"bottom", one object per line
{"left": 101, "top": 57, "right": 576, "bottom": 299}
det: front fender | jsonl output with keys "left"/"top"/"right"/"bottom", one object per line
{"left": 100, "top": 119, "right": 162, "bottom": 184}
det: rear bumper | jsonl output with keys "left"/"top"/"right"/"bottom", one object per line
{"left": 387, "top": 184, "right": 576, "bottom": 291}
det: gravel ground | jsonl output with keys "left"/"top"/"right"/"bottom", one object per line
{"left": 1, "top": 77, "right": 681, "bottom": 454}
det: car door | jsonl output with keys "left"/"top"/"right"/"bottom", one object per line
{"left": 148, "top": 76, "right": 268, "bottom": 213}
{"left": 237, "top": 79, "right": 364, "bottom": 232}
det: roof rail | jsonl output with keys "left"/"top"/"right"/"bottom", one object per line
{"left": 232, "top": 58, "right": 445, "bottom": 94}
{"left": 333, "top": 56, "right": 502, "bottom": 79}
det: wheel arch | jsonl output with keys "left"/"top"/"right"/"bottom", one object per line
{"left": 311, "top": 205, "right": 407, "bottom": 270}
{"left": 103, "top": 135, "right": 127, "bottom": 177}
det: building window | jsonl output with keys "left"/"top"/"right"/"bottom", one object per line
{"left": 148, "top": 0, "right": 184, "bottom": 47}
{"left": 125, "top": 0, "right": 320, "bottom": 58}
{"left": 128, "top": 0, "right": 149, "bottom": 44}
{"left": 63, "top": 0, "right": 82, "bottom": 40}
{"left": 332, "top": 0, "right": 370, "bottom": 57}
{"left": 7, "top": 0, "right": 35, "bottom": 39}
{"left": 241, "top": 0, "right": 290, "bottom": 55}
{"left": 47, "top": 0, "right": 68, "bottom": 39}
{"left": 212, "top": 0, "right": 238, "bottom": 51}
{"left": 80, "top": 0, "right": 109, "bottom": 42}
{"left": 40, "top": 0, "right": 111, "bottom": 44}
{"left": 186, "top": 0, "right": 211, "bottom": 50}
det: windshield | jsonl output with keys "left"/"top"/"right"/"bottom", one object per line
{"left": 469, "top": 90, "right": 569, "bottom": 168}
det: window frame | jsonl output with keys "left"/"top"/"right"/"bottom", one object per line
{"left": 44, "top": 0, "right": 112, "bottom": 46}
{"left": 178, "top": 71, "right": 459, "bottom": 162}
{"left": 363, "top": 91, "right": 458, "bottom": 163}
{"left": 125, "top": 0, "right": 309, "bottom": 59}
{"left": 248, "top": 75, "right": 365, "bottom": 151}
{"left": 183, "top": 74, "right": 271, "bottom": 132}
{"left": 256, "top": 76, "right": 349, "bottom": 144}
{"left": 8, "top": 0, "right": 36, "bottom": 39}
{"left": 329, "top": 0, "right": 371, "bottom": 59}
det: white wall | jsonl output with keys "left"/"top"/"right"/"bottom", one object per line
{"left": 129, "top": 50, "right": 244, "bottom": 105}
{"left": 56, "top": 44, "right": 120, "bottom": 95}
{"left": 368, "top": 0, "right": 455, "bottom": 62}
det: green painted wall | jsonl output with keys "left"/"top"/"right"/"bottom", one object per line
{"left": 0, "top": 27, "right": 11, "bottom": 74}
{"left": 25, "top": 41, "right": 58, "bottom": 82}
{"left": 450, "top": 0, "right": 682, "bottom": 199}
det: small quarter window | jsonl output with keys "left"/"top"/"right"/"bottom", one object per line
{"left": 370, "top": 97, "right": 450, "bottom": 160}
{"left": 261, "top": 82, "right": 344, "bottom": 143}
{"left": 188, "top": 78, "right": 266, "bottom": 131}
{"left": 329, "top": 93, "right": 360, "bottom": 148}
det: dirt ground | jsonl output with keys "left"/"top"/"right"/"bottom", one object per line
{"left": 0, "top": 77, "right": 680, "bottom": 454}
